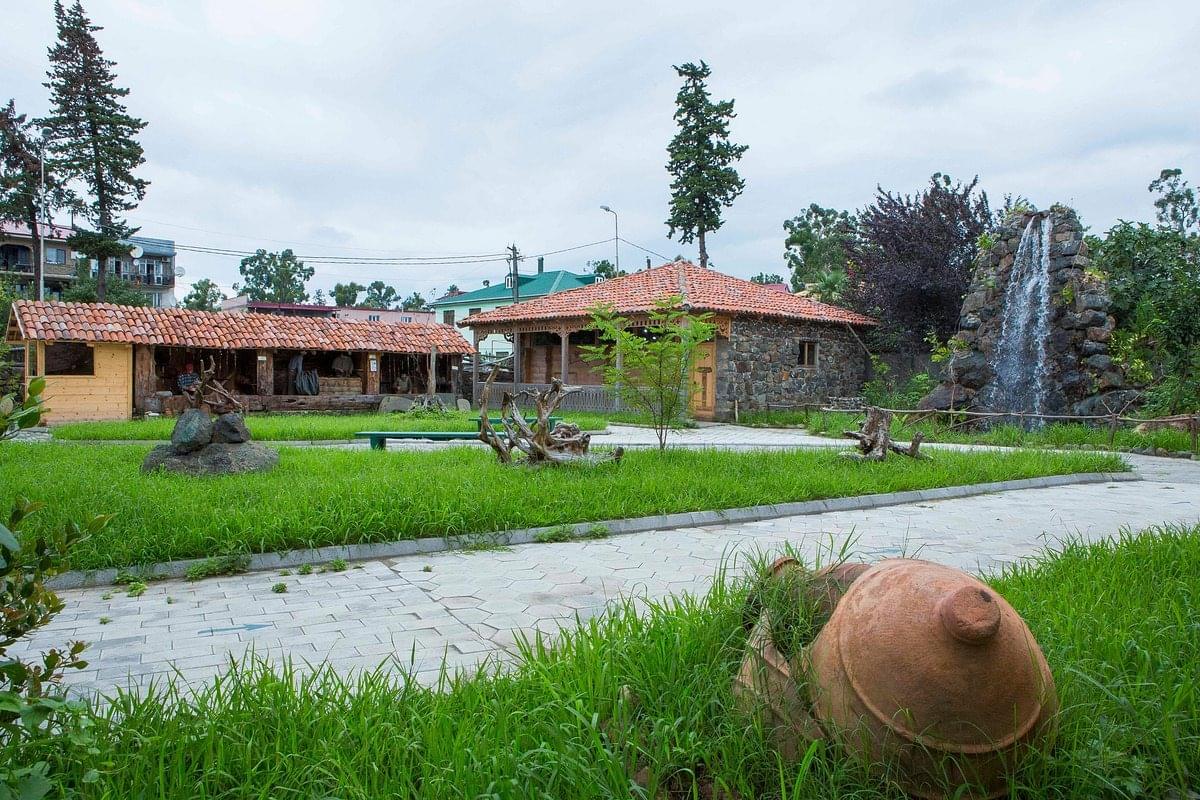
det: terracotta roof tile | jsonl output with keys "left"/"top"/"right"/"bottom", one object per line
{"left": 8, "top": 300, "right": 473, "bottom": 354}
{"left": 463, "top": 261, "right": 876, "bottom": 328}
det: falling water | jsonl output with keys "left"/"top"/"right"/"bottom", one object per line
{"left": 983, "top": 215, "right": 1053, "bottom": 419}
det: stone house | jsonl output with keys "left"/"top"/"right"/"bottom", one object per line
{"left": 462, "top": 261, "right": 876, "bottom": 419}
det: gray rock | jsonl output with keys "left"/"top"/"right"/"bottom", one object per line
{"left": 212, "top": 413, "right": 251, "bottom": 444}
{"left": 171, "top": 409, "right": 213, "bottom": 454}
{"left": 1084, "top": 354, "right": 1113, "bottom": 372}
{"left": 1080, "top": 340, "right": 1108, "bottom": 356}
{"left": 456, "top": 398, "right": 471, "bottom": 412}
{"left": 917, "top": 382, "right": 974, "bottom": 411}
{"left": 379, "top": 396, "right": 413, "bottom": 413}
{"left": 142, "top": 442, "right": 279, "bottom": 476}
{"left": 1077, "top": 291, "right": 1108, "bottom": 311}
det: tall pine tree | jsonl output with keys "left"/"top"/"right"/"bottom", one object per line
{"left": 0, "top": 100, "right": 72, "bottom": 300}
{"left": 40, "top": 0, "right": 147, "bottom": 302}
{"left": 664, "top": 61, "right": 747, "bottom": 269}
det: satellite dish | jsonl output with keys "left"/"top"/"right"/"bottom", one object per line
{"left": 174, "top": 266, "right": 185, "bottom": 277}
{"left": 128, "top": 245, "right": 144, "bottom": 258}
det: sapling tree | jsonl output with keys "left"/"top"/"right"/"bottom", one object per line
{"left": 582, "top": 295, "right": 716, "bottom": 450}
{"left": 180, "top": 278, "right": 226, "bottom": 311}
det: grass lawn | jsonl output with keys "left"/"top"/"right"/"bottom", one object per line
{"left": 798, "top": 409, "right": 1200, "bottom": 455}
{"left": 0, "top": 444, "right": 1124, "bottom": 571}
{"left": 7, "top": 524, "right": 1197, "bottom": 798}
{"left": 50, "top": 410, "right": 614, "bottom": 441}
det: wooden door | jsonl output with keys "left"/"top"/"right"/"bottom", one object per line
{"left": 691, "top": 341, "right": 716, "bottom": 420}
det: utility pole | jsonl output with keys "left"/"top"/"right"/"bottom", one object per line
{"left": 508, "top": 243, "right": 522, "bottom": 387}
{"left": 38, "top": 149, "right": 47, "bottom": 301}
{"left": 600, "top": 205, "right": 619, "bottom": 274}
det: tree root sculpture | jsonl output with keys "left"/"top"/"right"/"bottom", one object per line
{"left": 186, "top": 356, "right": 244, "bottom": 414}
{"left": 477, "top": 369, "right": 624, "bottom": 466}
{"left": 842, "top": 406, "right": 925, "bottom": 461}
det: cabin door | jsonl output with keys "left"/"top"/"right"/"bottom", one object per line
{"left": 690, "top": 341, "right": 717, "bottom": 420}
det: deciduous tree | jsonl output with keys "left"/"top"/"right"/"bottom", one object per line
{"left": 749, "top": 272, "right": 784, "bottom": 285}
{"left": 234, "top": 249, "right": 312, "bottom": 303}
{"left": 180, "top": 278, "right": 226, "bottom": 312}
{"left": 848, "top": 173, "right": 990, "bottom": 344}
{"left": 39, "top": 0, "right": 148, "bottom": 303}
{"left": 401, "top": 291, "right": 428, "bottom": 311}
{"left": 62, "top": 258, "right": 148, "bottom": 306}
{"left": 362, "top": 280, "right": 398, "bottom": 309}
{"left": 331, "top": 281, "right": 364, "bottom": 307}
{"left": 664, "top": 61, "right": 747, "bottom": 269}
{"left": 783, "top": 204, "right": 857, "bottom": 292}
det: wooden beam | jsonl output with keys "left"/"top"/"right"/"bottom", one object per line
{"left": 559, "top": 328, "right": 569, "bottom": 382}
{"left": 472, "top": 331, "right": 481, "bottom": 408}
{"left": 133, "top": 344, "right": 155, "bottom": 412}
{"left": 428, "top": 344, "right": 438, "bottom": 396}
{"left": 256, "top": 350, "right": 274, "bottom": 395}
{"left": 364, "top": 352, "right": 381, "bottom": 394}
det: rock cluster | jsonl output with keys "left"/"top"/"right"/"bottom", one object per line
{"left": 142, "top": 409, "right": 278, "bottom": 475}
{"left": 923, "top": 206, "right": 1137, "bottom": 416}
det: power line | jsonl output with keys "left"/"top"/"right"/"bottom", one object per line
{"left": 617, "top": 236, "right": 672, "bottom": 263}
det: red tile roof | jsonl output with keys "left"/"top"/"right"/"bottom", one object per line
{"left": 463, "top": 261, "right": 876, "bottom": 328}
{"left": 7, "top": 300, "right": 473, "bottom": 354}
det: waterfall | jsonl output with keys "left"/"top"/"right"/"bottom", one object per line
{"left": 983, "top": 215, "right": 1052, "bottom": 418}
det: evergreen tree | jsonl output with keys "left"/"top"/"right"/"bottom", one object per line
{"left": 362, "top": 280, "right": 398, "bottom": 309}
{"left": 331, "top": 281, "right": 364, "bottom": 307}
{"left": 234, "top": 249, "right": 312, "bottom": 303}
{"left": 0, "top": 101, "right": 73, "bottom": 301}
{"left": 180, "top": 278, "right": 226, "bottom": 311}
{"left": 664, "top": 61, "right": 747, "bottom": 269}
{"left": 39, "top": 0, "right": 148, "bottom": 303}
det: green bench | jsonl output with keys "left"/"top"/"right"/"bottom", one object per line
{"left": 470, "top": 415, "right": 561, "bottom": 431}
{"left": 354, "top": 431, "right": 480, "bottom": 450}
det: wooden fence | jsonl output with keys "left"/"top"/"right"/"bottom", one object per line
{"left": 472, "top": 381, "right": 620, "bottom": 412}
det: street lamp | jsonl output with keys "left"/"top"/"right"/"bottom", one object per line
{"left": 599, "top": 205, "right": 618, "bottom": 274}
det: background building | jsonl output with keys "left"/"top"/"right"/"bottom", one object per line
{"left": 220, "top": 296, "right": 435, "bottom": 324}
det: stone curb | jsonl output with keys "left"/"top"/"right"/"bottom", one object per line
{"left": 47, "top": 471, "right": 1139, "bottom": 590}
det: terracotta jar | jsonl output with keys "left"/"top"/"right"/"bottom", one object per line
{"left": 805, "top": 558, "right": 1057, "bottom": 799}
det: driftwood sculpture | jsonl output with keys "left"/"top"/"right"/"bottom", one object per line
{"left": 477, "top": 369, "right": 623, "bottom": 466}
{"left": 185, "top": 356, "right": 244, "bottom": 414}
{"left": 842, "top": 406, "right": 925, "bottom": 461}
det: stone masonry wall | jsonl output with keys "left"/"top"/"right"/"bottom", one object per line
{"left": 715, "top": 317, "right": 867, "bottom": 418}
{"left": 930, "top": 206, "right": 1134, "bottom": 416}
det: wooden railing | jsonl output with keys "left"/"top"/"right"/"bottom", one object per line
{"left": 472, "top": 381, "right": 619, "bottom": 412}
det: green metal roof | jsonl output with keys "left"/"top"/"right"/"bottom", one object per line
{"left": 431, "top": 270, "right": 597, "bottom": 307}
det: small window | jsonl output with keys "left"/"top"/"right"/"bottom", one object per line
{"left": 504, "top": 274, "right": 514, "bottom": 289}
{"left": 468, "top": 307, "right": 481, "bottom": 317}
{"left": 368, "top": 314, "right": 381, "bottom": 322}
{"left": 44, "top": 342, "right": 94, "bottom": 376}
{"left": 401, "top": 316, "right": 411, "bottom": 322}
{"left": 46, "top": 247, "right": 67, "bottom": 265}
{"left": 798, "top": 340, "right": 818, "bottom": 368}
{"left": 443, "top": 310, "right": 455, "bottom": 325}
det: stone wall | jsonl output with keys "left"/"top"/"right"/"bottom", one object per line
{"left": 926, "top": 206, "right": 1133, "bottom": 416}
{"left": 715, "top": 317, "right": 868, "bottom": 418}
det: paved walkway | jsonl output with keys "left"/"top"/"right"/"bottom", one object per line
{"left": 10, "top": 428, "right": 1200, "bottom": 696}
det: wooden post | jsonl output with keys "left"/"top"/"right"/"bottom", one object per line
{"left": 472, "top": 331, "right": 481, "bottom": 408}
{"left": 364, "top": 352, "right": 381, "bottom": 394}
{"left": 559, "top": 328, "right": 569, "bottom": 382}
{"left": 1108, "top": 412, "right": 1118, "bottom": 448}
{"left": 256, "top": 349, "right": 274, "bottom": 396}
{"left": 133, "top": 344, "right": 155, "bottom": 412}
{"left": 613, "top": 346, "right": 623, "bottom": 412}
{"left": 428, "top": 344, "right": 438, "bottom": 396}
{"left": 512, "top": 330, "right": 522, "bottom": 390}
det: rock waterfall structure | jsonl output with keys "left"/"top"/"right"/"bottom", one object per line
{"left": 922, "top": 207, "right": 1135, "bottom": 419}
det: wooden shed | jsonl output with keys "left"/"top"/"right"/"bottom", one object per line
{"left": 5, "top": 300, "right": 474, "bottom": 423}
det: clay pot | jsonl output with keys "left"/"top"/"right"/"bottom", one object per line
{"left": 806, "top": 559, "right": 1057, "bottom": 799}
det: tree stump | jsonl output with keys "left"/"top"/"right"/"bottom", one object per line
{"left": 842, "top": 407, "right": 925, "bottom": 461}
{"left": 477, "top": 370, "right": 623, "bottom": 466}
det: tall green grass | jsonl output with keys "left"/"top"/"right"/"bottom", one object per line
{"left": 7, "top": 525, "right": 1197, "bottom": 798}
{"left": 50, "top": 410, "right": 613, "bottom": 441}
{"left": 804, "top": 410, "right": 1199, "bottom": 454}
{"left": 0, "top": 444, "right": 1125, "bottom": 571}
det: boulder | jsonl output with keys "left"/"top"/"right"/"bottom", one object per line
{"left": 1084, "top": 354, "right": 1114, "bottom": 372}
{"left": 212, "top": 413, "right": 251, "bottom": 444}
{"left": 456, "top": 398, "right": 471, "bottom": 412}
{"left": 379, "top": 395, "right": 413, "bottom": 413}
{"left": 142, "top": 442, "right": 279, "bottom": 476}
{"left": 171, "top": 409, "right": 213, "bottom": 454}
{"left": 917, "top": 382, "right": 974, "bottom": 411}
{"left": 1086, "top": 326, "right": 1112, "bottom": 343}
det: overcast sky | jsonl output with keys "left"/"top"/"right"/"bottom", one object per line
{"left": 6, "top": 0, "right": 1198, "bottom": 302}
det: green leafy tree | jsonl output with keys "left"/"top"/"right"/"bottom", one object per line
{"left": 180, "top": 278, "right": 225, "bottom": 312}
{"left": 808, "top": 268, "right": 848, "bottom": 303}
{"left": 362, "top": 280, "right": 399, "bottom": 309}
{"left": 0, "top": 280, "right": 17, "bottom": 392}
{"left": 233, "top": 249, "right": 312, "bottom": 303}
{"left": 581, "top": 295, "right": 716, "bottom": 450}
{"left": 1148, "top": 168, "right": 1198, "bottom": 234}
{"left": 749, "top": 272, "right": 784, "bottom": 285}
{"left": 664, "top": 61, "right": 748, "bottom": 269}
{"left": 783, "top": 204, "right": 857, "bottom": 292}
{"left": 446, "top": 284, "right": 460, "bottom": 294}
{"left": 401, "top": 291, "right": 428, "bottom": 311}
{"left": 0, "top": 101, "right": 74, "bottom": 302}
{"left": 1, "top": 382, "right": 111, "bottom": 798}
{"left": 62, "top": 257, "right": 148, "bottom": 305}
{"left": 588, "top": 259, "right": 625, "bottom": 279}
{"left": 39, "top": 0, "right": 148, "bottom": 303}
{"left": 331, "top": 282, "right": 364, "bottom": 307}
